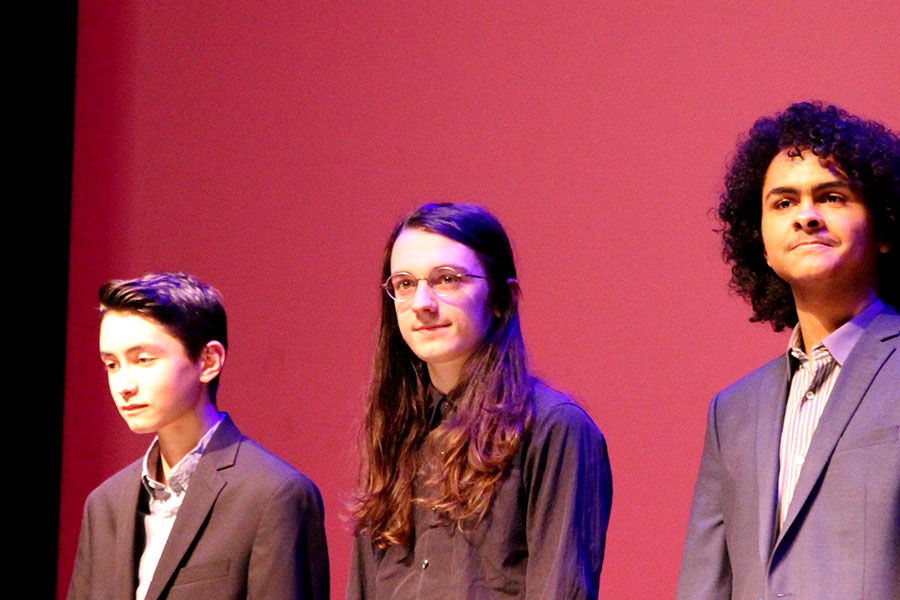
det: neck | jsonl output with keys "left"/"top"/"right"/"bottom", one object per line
{"left": 155, "top": 399, "right": 220, "bottom": 486}
{"left": 427, "top": 359, "right": 466, "bottom": 395}
{"left": 793, "top": 286, "right": 877, "bottom": 355}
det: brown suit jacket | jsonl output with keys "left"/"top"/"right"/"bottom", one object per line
{"left": 67, "top": 415, "right": 329, "bottom": 600}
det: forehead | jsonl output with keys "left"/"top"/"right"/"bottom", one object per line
{"left": 763, "top": 150, "right": 849, "bottom": 193}
{"left": 390, "top": 228, "right": 483, "bottom": 274}
{"left": 99, "top": 311, "right": 181, "bottom": 352}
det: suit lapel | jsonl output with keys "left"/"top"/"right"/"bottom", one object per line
{"left": 774, "top": 312, "right": 899, "bottom": 550}
{"left": 143, "top": 416, "right": 242, "bottom": 600}
{"left": 756, "top": 357, "right": 789, "bottom": 569}
{"left": 115, "top": 461, "right": 144, "bottom": 599}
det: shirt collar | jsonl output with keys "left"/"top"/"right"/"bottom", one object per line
{"left": 141, "top": 414, "right": 225, "bottom": 496}
{"left": 426, "top": 386, "right": 456, "bottom": 431}
{"left": 788, "top": 298, "right": 885, "bottom": 366}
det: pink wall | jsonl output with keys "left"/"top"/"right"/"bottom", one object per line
{"left": 59, "top": 2, "right": 900, "bottom": 598}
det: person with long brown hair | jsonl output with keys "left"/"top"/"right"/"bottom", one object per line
{"left": 347, "top": 203, "right": 612, "bottom": 599}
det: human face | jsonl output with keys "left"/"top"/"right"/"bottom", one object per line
{"left": 390, "top": 228, "right": 494, "bottom": 390}
{"left": 99, "top": 311, "right": 212, "bottom": 436}
{"left": 761, "top": 150, "right": 887, "bottom": 297}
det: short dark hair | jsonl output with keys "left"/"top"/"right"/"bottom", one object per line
{"left": 719, "top": 101, "right": 900, "bottom": 330}
{"left": 98, "top": 272, "right": 228, "bottom": 402}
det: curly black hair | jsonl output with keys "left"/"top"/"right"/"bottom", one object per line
{"left": 719, "top": 101, "right": 900, "bottom": 331}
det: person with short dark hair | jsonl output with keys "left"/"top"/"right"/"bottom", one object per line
{"left": 346, "top": 203, "right": 613, "bottom": 600}
{"left": 677, "top": 102, "right": 899, "bottom": 600}
{"left": 68, "top": 272, "right": 330, "bottom": 600}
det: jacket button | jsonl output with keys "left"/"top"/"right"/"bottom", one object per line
{"left": 422, "top": 559, "right": 429, "bottom": 569}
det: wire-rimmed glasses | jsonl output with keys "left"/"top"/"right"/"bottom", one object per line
{"left": 382, "top": 266, "right": 487, "bottom": 302}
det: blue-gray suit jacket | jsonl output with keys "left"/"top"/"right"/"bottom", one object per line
{"left": 677, "top": 309, "right": 899, "bottom": 600}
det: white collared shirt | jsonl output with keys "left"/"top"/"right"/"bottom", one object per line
{"left": 135, "top": 415, "right": 224, "bottom": 600}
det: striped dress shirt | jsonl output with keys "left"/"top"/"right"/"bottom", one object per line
{"left": 776, "top": 299, "right": 885, "bottom": 531}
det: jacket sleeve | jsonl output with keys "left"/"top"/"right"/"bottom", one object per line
{"left": 66, "top": 499, "right": 94, "bottom": 600}
{"left": 524, "top": 404, "right": 613, "bottom": 600}
{"left": 247, "top": 474, "right": 330, "bottom": 600}
{"left": 676, "top": 394, "right": 732, "bottom": 599}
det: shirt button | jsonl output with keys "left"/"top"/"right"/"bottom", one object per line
{"left": 805, "top": 390, "right": 815, "bottom": 400}
{"left": 422, "top": 559, "right": 429, "bottom": 569}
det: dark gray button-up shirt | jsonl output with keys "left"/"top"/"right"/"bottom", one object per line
{"left": 347, "top": 380, "right": 613, "bottom": 599}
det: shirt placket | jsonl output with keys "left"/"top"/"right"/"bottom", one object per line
{"left": 778, "top": 347, "right": 836, "bottom": 528}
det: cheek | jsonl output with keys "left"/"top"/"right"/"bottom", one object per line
{"left": 393, "top": 304, "right": 408, "bottom": 329}
{"left": 394, "top": 306, "right": 415, "bottom": 344}
{"left": 760, "top": 229, "right": 778, "bottom": 266}
{"left": 461, "top": 297, "right": 494, "bottom": 343}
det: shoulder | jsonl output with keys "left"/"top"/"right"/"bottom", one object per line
{"left": 208, "top": 420, "right": 323, "bottom": 506}
{"left": 231, "top": 436, "right": 322, "bottom": 498}
{"left": 712, "top": 356, "right": 785, "bottom": 411}
{"left": 520, "top": 381, "right": 612, "bottom": 499}
{"left": 83, "top": 457, "right": 142, "bottom": 508}
{"left": 526, "top": 380, "right": 607, "bottom": 451}
{"left": 530, "top": 380, "right": 603, "bottom": 433}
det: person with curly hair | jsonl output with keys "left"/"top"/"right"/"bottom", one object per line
{"left": 678, "top": 102, "right": 900, "bottom": 600}
{"left": 346, "top": 203, "right": 612, "bottom": 599}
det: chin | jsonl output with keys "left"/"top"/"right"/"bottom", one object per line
{"left": 122, "top": 418, "right": 158, "bottom": 436}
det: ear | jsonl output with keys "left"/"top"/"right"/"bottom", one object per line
{"left": 878, "top": 240, "right": 894, "bottom": 254}
{"left": 198, "top": 341, "right": 226, "bottom": 384}
{"left": 507, "top": 278, "right": 521, "bottom": 303}
{"left": 497, "top": 278, "right": 522, "bottom": 317}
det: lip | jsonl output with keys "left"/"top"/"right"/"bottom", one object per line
{"left": 120, "top": 403, "right": 148, "bottom": 412}
{"left": 414, "top": 323, "right": 450, "bottom": 332}
{"left": 790, "top": 238, "right": 836, "bottom": 250}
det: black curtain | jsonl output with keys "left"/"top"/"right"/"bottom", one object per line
{"left": 19, "top": 2, "right": 76, "bottom": 596}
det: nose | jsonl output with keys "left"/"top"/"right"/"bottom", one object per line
{"left": 793, "top": 198, "right": 824, "bottom": 233}
{"left": 113, "top": 369, "right": 138, "bottom": 401}
{"left": 409, "top": 278, "right": 438, "bottom": 313}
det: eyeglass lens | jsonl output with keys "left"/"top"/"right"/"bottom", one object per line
{"left": 388, "top": 267, "right": 465, "bottom": 300}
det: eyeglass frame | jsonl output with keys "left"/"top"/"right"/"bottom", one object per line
{"left": 381, "top": 266, "right": 488, "bottom": 302}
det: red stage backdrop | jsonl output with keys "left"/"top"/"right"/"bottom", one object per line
{"left": 59, "top": 2, "right": 900, "bottom": 598}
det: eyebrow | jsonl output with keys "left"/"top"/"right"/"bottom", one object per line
{"left": 99, "top": 344, "right": 160, "bottom": 358}
{"left": 391, "top": 264, "right": 470, "bottom": 275}
{"left": 764, "top": 180, "right": 851, "bottom": 200}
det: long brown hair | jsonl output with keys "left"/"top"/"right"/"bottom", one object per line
{"left": 351, "top": 203, "right": 532, "bottom": 549}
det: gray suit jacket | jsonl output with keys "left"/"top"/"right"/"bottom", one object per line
{"left": 67, "top": 415, "right": 329, "bottom": 600}
{"left": 677, "top": 310, "right": 900, "bottom": 600}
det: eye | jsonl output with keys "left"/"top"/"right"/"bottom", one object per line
{"left": 137, "top": 355, "right": 156, "bottom": 365}
{"left": 103, "top": 360, "right": 118, "bottom": 372}
{"left": 774, "top": 198, "right": 792, "bottom": 210}
{"left": 430, "top": 268, "right": 464, "bottom": 293}
{"left": 392, "top": 275, "right": 416, "bottom": 290}
{"left": 822, "top": 193, "right": 844, "bottom": 203}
